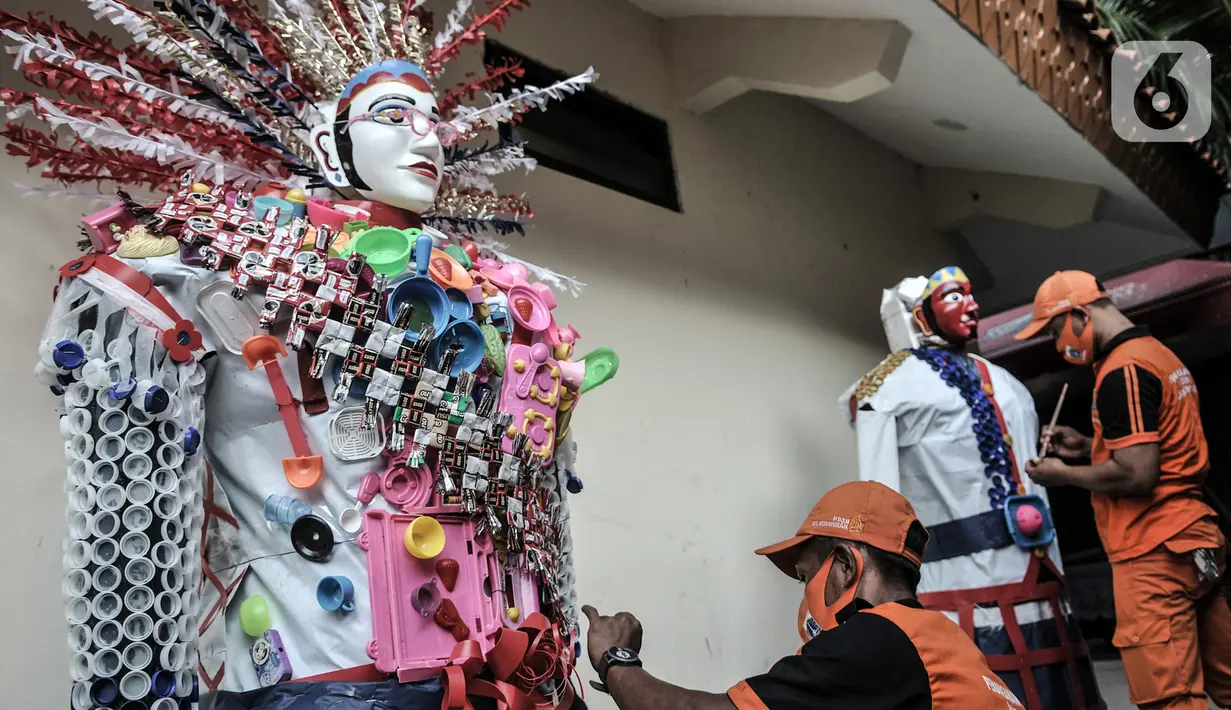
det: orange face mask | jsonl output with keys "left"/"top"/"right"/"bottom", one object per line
{"left": 797, "top": 547, "right": 864, "bottom": 642}
{"left": 1056, "top": 311, "right": 1094, "bottom": 366}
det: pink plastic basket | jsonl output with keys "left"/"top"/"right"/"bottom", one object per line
{"left": 359, "top": 508, "right": 540, "bottom": 681}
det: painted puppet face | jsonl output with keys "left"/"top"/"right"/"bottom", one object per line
{"left": 928, "top": 279, "right": 980, "bottom": 343}
{"left": 310, "top": 61, "right": 445, "bottom": 213}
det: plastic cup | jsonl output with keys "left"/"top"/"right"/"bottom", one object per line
{"left": 99, "top": 408, "right": 129, "bottom": 436}
{"left": 152, "top": 541, "right": 180, "bottom": 570}
{"left": 119, "top": 670, "right": 151, "bottom": 700}
{"left": 161, "top": 567, "right": 184, "bottom": 594}
{"left": 160, "top": 643, "right": 186, "bottom": 672}
{"left": 125, "top": 586, "right": 155, "bottom": 615}
{"left": 91, "top": 460, "right": 120, "bottom": 487}
{"left": 92, "top": 564, "right": 122, "bottom": 593}
{"left": 154, "top": 493, "right": 182, "bottom": 520}
{"left": 151, "top": 670, "right": 177, "bottom": 697}
{"left": 93, "top": 618, "right": 124, "bottom": 649}
{"left": 174, "top": 669, "right": 193, "bottom": 698}
{"left": 97, "top": 483, "right": 126, "bottom": 512}
{"left": 96, "top": 434, "right": 126, "bottom": 462}
{"left": 65, "top": 540, "right": 91, "bottom": 569}
{"left": 162, "top": 518, "right": 184, "bottom": 545}
{"left": 123, "top": 642, "right": 154, "bottom": 671}
{"left": 91, "top": 537, "right": 120, "bottom": 566}
{"left": 404, "top": 515, "right": 446, "bottom": 559}
{"left": 67, "top": 458, "right": 93, "bottom": 487}
{"left": 155, "top": 590, "right": 182, "bottom": 619}
{"left": 153, "top": 617, "right": 178, "bottom": 645}
{"left": 68, "top": 624, "right": 91, "bottom": 653}
{"left": 126, "top": 558, "right": 156, "bottom": 586}
{"left": 120, "top": 531, "right": 151, "bottom": 559}
{"left": 124, "top": 612, "right": 154, "bottom": 642}
{"left": 71, "top": 680, "right": 92, "bottom": 710}
{"left": 126, "top": 427, "right": 156, "bottom": 455}
{"left": 92, "top": 647, "right": 123, "bottom": 678}
{"left": 152, "top": 468, "right": 178, "bottom": 495}
{"left": 92, "top": 510, "right": 120, "bottom": 539}
{"left": 68, "top": 512, "right": 93, "bottom": 541}
{"left": 123, "top": 505, "right": 154, "bottom": 532}
{"left": 124, "top": 453, "right": 154, "bottom": 481}
{"left": 63, "top": 568, "right": 92, "bottom": 598}
{"left": 70, "top": 651, "right": 93, "bottom": 682}
{"left": 92, "top": 591, "right": 123, "bottom": 621}
{"left": 69, "top": 485, "right": 96, "bottom": 513}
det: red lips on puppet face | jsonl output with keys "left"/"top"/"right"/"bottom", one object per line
{"left": 929, "top": 280, "right": 980, "bottom": 344}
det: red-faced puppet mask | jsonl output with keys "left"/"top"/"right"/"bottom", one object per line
{"left": 912, "top": 267, "right": 979, "bottom": 345}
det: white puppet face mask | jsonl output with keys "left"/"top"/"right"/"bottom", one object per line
{"left": 310, "top": 60, "right": 448, "bottom": 214}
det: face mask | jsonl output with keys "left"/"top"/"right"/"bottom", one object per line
{"left": 797, "top": 547, "right": 864, "bottom": 641}
{"left": 1055, "top": 311, "right": 1094, "bottom": 366}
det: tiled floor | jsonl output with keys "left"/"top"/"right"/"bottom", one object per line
{"left": 1093, "top": 659, "right": 1219, "bottom": 709}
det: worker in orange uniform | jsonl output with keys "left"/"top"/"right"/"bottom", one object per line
{"left": 1016, "top": 270, "right": 1231, "bottom": 710}
{"left": 581, "top": 481, "right": 1028, "bottom": 709}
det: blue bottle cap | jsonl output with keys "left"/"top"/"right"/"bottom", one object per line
{"left": 144, "top": 385, "right": 171, "bottom": 415}
{"left": 110, "top": 376, "right": 138, "bottom": 401}
{"left": 183, "top": 427, "right": 202, "bottom": 457}
{"left": 50, "top": 385, "right": 65, "bottom": 396}
{"left": 90, "top": 677, "right": 120, "bottom": 706}
{"left": 566, "top": 473, "right": 583, "bottom": 495}
{"left": 56, "top": 372, "right": 75, "bottom": 387}
{"left": 53, "top": 340, "right": 86, "bottom": 370}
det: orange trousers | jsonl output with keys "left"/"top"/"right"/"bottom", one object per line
{"left": 1110, "top": 526, "right": 1231, "bottom": 710}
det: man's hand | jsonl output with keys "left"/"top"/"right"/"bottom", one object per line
{"left": 1025, "top": 456, "right": 1073, "bottom": 487}
{"left": 582, "top": 605, "right": 643, "bottom": 680}
{"left": 1040, "top": 425, "right": 1091, "bottom": 459}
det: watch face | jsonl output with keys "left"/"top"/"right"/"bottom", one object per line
{"left": 611, "top": 648, "right": 635, "bottom": 662}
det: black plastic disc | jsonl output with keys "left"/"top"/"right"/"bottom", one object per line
{"left": 291, "top": 514, "right": 334, "bottom": 562}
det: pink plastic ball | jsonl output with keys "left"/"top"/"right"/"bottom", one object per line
{"left": 1016, "top": 504, "right": 1044, "bottom": 537}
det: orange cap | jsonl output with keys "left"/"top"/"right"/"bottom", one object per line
{"left": 755, "top": 481, "right": 927, "bottom": 578}
{"left": 1014, "top": 270, "right": 1108, "bottom": 341}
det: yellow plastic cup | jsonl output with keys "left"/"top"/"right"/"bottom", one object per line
{"left": 404, "top": 516, "right": 446, "bottom": 559}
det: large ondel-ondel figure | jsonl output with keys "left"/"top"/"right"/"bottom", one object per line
{"left": 839, "top": 268, "right": 1104, "bottom": 710}
{"left": 18, "top": 2, "right": 613, "bottom": 708}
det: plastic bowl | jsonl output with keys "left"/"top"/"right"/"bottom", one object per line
{"left": 251, "top": 196, "right": 294, "bottom": 226}
{"left": 431, "top": 320, "right": 485, "bottom": 377}
{"left": 349, "top": 227, "right": 413, "bottom": 276}
{"left": 386, "top": 277, "right": 450, "bottom": 337}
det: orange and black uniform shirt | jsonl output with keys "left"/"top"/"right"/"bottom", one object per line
{"left": 727, "top": 599, "right": 1025, "bottom": 710}
{"left": 1090, "top": 326, "right": 1220, "bottom": 561}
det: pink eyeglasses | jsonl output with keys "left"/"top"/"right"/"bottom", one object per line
{"left": 341, "top": 105, "right": 462, "bottom": 146}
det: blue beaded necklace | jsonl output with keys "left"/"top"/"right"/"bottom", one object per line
{"left": 911, "top": 347, "right": 1015, "bottom": 510}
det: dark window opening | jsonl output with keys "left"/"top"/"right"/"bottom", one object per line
{"left": 483, "top": 41, "right": 681, "bottom": 212}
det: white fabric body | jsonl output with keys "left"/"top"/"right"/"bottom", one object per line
{"left": 44, "top": 254, "right": 583, "bottom": 692}
{"left": 839, "top": 352, "right": 1069, "bottom": 630}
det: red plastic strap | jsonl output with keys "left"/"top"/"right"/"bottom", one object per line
{"left": 972, "top": 357, "right": 1024, "bottom": 491}
{"left": 441, "top": 614, "right": 574, "bottom": 710}
{"left": 298, "top": 346, "right": 329, "bottom": 415}
{"left": 917, "top": 555, "right": 1094, "bottom": 710}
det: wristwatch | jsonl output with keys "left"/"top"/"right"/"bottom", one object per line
{"left": 592, "top": 647, "right": 642, "bottom": 694}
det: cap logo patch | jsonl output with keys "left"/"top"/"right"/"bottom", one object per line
{"left": 812, "top": 515, "right": 852, "bottom": 531}
{"left": 1046, "top": 299, "right": 1072, "bottom": 314}
{"left": 849, "top": 515, "right": 867, "bottom": 534}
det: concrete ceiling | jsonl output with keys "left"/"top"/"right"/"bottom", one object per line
{"left": 633, "top": 0, "right": 1199, "bottom": 309}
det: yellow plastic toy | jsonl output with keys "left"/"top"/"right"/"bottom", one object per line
{"left": 404, "top": 515, "right": 446, "bottom": 559}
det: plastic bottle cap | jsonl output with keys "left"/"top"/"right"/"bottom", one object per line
{"left": 291, "top": 514, "right": 335, "bottom": 562}
{"left": 54, "top": 340, "right": 86, "bottom": 370}
{"left": 110, "top": 376, "right": 138, "bottom": 400}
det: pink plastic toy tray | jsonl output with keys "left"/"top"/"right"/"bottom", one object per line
{"left": 359, "top": 508, "right": 541, "bottom": 681}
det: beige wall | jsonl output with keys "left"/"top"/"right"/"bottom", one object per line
{"left": 0, "top": 0, "right": 953, "bottom": 706}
